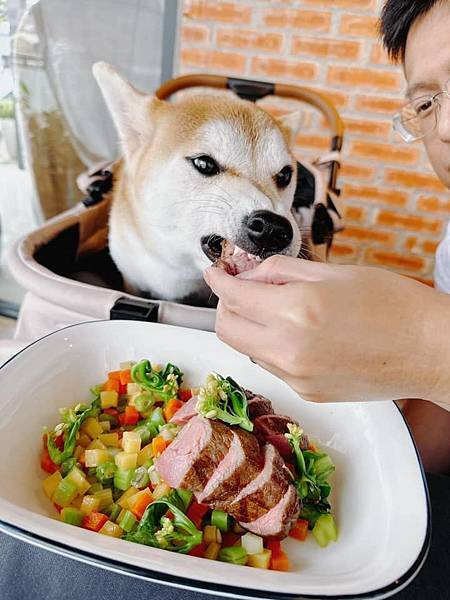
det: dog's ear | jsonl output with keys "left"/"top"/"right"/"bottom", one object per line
{"left": 92, "top": 62, "right": 161, "bottom": 159}
{"left": 277, "top": 111, "right": 303, "bottom": 145}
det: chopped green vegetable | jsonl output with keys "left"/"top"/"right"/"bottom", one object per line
{"left": 119, "top": 509, "right": 138, "bottom": 533}
{"left": 211, "top": 509, "right": 230, "bottom": 532}
{"left": 52, "top": 479, "right": 78, "bottom": 507}
{"left": 312, "top": 513, "right": 338, "bottom": 547}
{"left": 126, "top": 499, "right": 202, "bottom": 553}
{"left": 89, "top": 482, "right": 103, "bottom": 494}
{"left": 218, "top": 546, "right": 248, "bottom": 565}
{"left": 196, "top": 374, "right": 253, "bottom": 432}
{"left": 60, "top": 457, "right": 77, "bottom": 477}
{"left": 134, "top": 393, "right": 155, "bottom": 414}
{"left": 96, "top": 461, "right": 116, "bottom": 483}
{"left": 149, "top": 407, "right": 165, "bottom": 430}
{"left": 61, "top": 507, "right": 84, "bottom": 526}
{"left": 131, "top": 466, "right": 150, "bottom": 489}
{"left": 114, "top": 468, "right": 136, "bottom": 491}
{"left": 104, "top": 503, "right": 121, "bottom": 521}
{"left": 131, "top": 360, "right": 183, "bottom": 403}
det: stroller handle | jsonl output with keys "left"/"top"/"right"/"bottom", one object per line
{"left": 155, "top": 74, "right": 344, "bottom": 195}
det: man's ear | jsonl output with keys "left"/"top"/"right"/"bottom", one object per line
{"left": 277, "top": 111, "right": 303, "bottom": 145}
{"left": 92, "top": 62, "right": 161, "bottom": 159}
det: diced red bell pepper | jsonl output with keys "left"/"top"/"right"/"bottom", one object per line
{"left": 188, "top": 541, "right": 206, "bottom": 558}
{"left": 118, "top": 406, "right": 139, "bottom": 427}
{"left": 82, "top": 511, "right": 109, "bottom": 532}
{"left": 266, "top": 540, "right": 281, "bottom": 555}
{"left": 289, "top": 519, "right": 309, "bottom": 541}
{"left": 271, "top": 549, "right": 289, "bottom": 571}
{"left": 186, "top": 501, "right": 210, "bottom": 530}
{"left": 119, "top": 382, "right": 127, "bottom": 394}
{"left": 178, "top": 388, "right": 192, "bottom": 402}
{"left": 103, "top": 408, "right": 119, "bottom": 417}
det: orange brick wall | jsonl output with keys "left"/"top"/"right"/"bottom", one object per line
{"left": 178, "top": 0, "right": 449, "bottom": 283}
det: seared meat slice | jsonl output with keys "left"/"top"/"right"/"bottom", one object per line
{"left": 214, "top": 240, "right": 261, "bottom": 276}
{"left": 240, "top": 483, "right": 299, "bottom": 539}
{"left": 197, "top": 427, "right": 262, "bottom": 506}
{"left": 227, "top": 444, "right": 289, "bottom": 523}
{"left": 244, "top": 390, "right": 274, "bottom": 420}
{"left": 253, "top": 414, "right": 309, "bottom": 460}
{"left": 155, "top": 416, "right": 233, "bottom": 492}
{"left": 169, "top": 395, "right": 198, "bottom": 425}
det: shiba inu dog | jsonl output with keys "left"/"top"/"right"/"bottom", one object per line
{"left": 93, "top": 62, "right": 304, "bottom": 305}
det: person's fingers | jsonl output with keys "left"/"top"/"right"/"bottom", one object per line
{"left": 236, "top": 255, "right": 336, "bottom": 284}
{"left": 204, "top": 266, "right": 287, "bottom": 325}
{"left": 214, "top": 304, "right": 283, "bottom": 365}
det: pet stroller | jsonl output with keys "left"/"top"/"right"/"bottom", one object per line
{"left": 5, "top": 73, "right": 344, "bottom": 360}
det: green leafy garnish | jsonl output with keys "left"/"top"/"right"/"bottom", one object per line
{"left": 196, "top": 374, "right": 253, "bottom": 432}
{"left": 285, "top": 423, "right": 335, "bottom": 528}
{"left": 131, "top": 360, "right": 183, "bottom": 403}
{"left": 46, "top": 389, "right": 101, "bottom": 465}
{"left": 125, "top": 492, "right": 202, "bottom": 553}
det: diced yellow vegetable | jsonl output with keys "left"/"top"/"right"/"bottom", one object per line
{"left": 100, "top": 420, "right": 111, "bottom": 432}
{"left": 116, "top": 508, "right": 127, "bottom": 523}
{"left": 122, "top": 431, "right": 141, "bottom": 454}
{"left": 77, "top": 433, "right": 92, "bottom": 448}
{"left": 94, "top": 488, "right": 113, "bottom": 510}
{"left": 65, "top": 466, "right": 90, "bottom": 495}
{"left": 137, "top": 443, "right": 154, "bottom": 466}
{"left": 87, "top": 438, "right": 107, "bottom": 451}
{"left": 204, "top": 542, "right": 221, "bottom": 560}
{"left": 127, "top": 383, "right": 140, "bottom": 395}
{"left": 152, "top": 482, "right": 171, "bottom": 501}
{"left": 117, "top": 487, "right": 139, "bottom": 509}
{"left": 247, "top": 549, "right": 272, "bottom": 569}
{"left": 43, "top": 471, "right": 62, "bottom": 500}
{"left": 80, "top": 495, "right": 100, "bottom": 516}
{"left": 204, "top": 525, "right": 222, "bottom": 545}
{"left": 100, "top": 390, "right": 119, "bottom": 409}
{"left": 115, "top": 451, "right": 137, "bottom": 470}
{"left": 99, "top": 520, "right": 124, "bottom": 538}
{"left": 70, "top": 496, "right": 83, "bottom": 509}
{"left": 84, "top": 449, "right": 111, "bottom": 468}
{"left": 99, "top": 432, "right": 119, "bottom": 447}
{"left": 80, "top": 417, "right": 103, "bottom": 440}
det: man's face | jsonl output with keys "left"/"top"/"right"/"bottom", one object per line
{"left": 404, "top": 2, "right": 450, "bottom": 189}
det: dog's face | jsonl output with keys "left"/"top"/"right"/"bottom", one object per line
{"left": 93, "top": 63, "right": 303, "bottom": 300}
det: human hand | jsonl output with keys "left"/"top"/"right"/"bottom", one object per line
{"left": 204, "top": 256, "right": 450, "bottom": 404}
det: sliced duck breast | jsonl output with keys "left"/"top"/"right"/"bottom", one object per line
{"left": 197, "top": 427, "right": 261, "bottom": 506}
{"left": 246, "top": 395, "right": 274, "bottom": 420}
{"left": 169, "top": 395, "right": 198, "bottom": 425}
{"left": 240, "top": 483, "right": 300, "bottom": 539}
{"left": 155, "top": 416, "right": 233, "bottom": 492}
{"left": 253, "top": 414, "right": 308, "bottom": 459}
{"left": 227, "top": 444, "right": 290, "bottom": 523}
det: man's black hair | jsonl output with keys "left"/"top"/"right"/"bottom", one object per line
{"left": 380, "top": 0, "right": 443, "bottom": 63}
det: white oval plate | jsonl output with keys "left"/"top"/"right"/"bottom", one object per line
{"left": 0, "top": 321, "right": 429, "bottom": 599}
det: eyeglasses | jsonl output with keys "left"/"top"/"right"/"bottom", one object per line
{"left": 393, "top": 79, "right": 450, "bottom": 143}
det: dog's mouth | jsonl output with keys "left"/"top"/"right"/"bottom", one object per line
{"left": 201, "top": 235, "right": 263, "bottom": 276}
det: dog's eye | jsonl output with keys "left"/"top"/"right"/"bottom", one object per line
{"left": 275, "top": 165, "right": 293, "bottom": 188}
{"left": 190, "top": 155, "right": 220, "bottom": 176}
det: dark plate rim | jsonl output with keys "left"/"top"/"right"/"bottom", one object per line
{"left": 0, "top": 319, "right": 432, "bottom": 600}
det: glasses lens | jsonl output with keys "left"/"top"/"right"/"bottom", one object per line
{"left": 398, "top": 96, "right": 437, "bottom": 140}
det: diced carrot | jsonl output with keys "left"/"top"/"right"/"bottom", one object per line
{"left": 186, "top": 501, "right": 209, "bottom": 530}
{"left": 289, "top": 519, "right": 309, "bottom": 542}
{"left": 103, "top": 379, "right": 120, "bottom": 393}
{"left": 188, "top": 541, "right": 206, "bottom": 558}
{"left": 119, "top": 369, "right": 133, "bottom": 385}
{"left": 130, "top": 489, "right": 153, "bottom": 520}
{"left": 221, "top": 532, "right": 240, "bottom": 547}
{"left": 178, "top": 389, "right": 192, "bottom": 402}
{"left": 151, "top": 435, "right": 167, "bottom": 457}
{"left": 108, "top": 370, "right": 121, "bottom": 381}
{"left": 41, "top": 446, "right": 59, "bottom": 474}
{"left": 266, "top": 540, "right": 281, "bottom": 555}
{"left": 163, "top": 399, "right": 184, "bottom": 422}
{"left": 82, "top": 511, "right": 109, "bottom": 532}
{"left": 119, "top": 406, "right": 139, "bottom": 427}
{"left": 270, "top": 549, "right": 289, "bottom": 571}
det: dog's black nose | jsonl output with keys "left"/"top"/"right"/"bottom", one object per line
{"left": 246, "top": 210, "right": 293, "bottom": 252}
